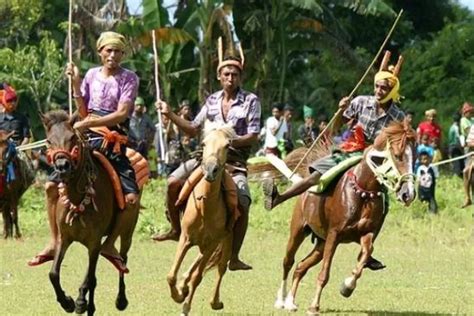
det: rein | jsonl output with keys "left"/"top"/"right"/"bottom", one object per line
{"left": 48, "top": 133, "right": 98, "bottom": 225}
{"left": 365, "top": 142, "right": 415, "bottom": 192}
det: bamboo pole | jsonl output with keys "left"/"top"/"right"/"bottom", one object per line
{"left": 291, "top": 9, "right": 404, "bottom": 177}
{"left": 67, "top": 0, "right": 73, "bottom": 116}
{"left": 152, "top": 30, "right": 167, "bottom": 163}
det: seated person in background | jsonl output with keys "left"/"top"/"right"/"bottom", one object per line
{"left": 298, "top": 105, "right": 318, "bottom": 146}
{"left": 416, "top": 151, "right": 438, "bottom": 214}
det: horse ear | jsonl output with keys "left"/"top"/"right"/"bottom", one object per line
{"left": 69, "top": 111, "right": 81, "bottom": 126}
{"left": 39, "top": 112, "right": 50, "bottom": 132}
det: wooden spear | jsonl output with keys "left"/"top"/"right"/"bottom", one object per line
{"left": 152, "top": 30, "right": 167, "bottom": 164}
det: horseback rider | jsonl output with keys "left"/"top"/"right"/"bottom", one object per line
{"left": 28, "top": 32, "right": 140, "bottom": 272}
{"left": 263, "top": 52, "right": 406, "bottom": 270}
{"left": 0, "top": 83, "right": 35, "bottom": 188}
{"left": 153, "top": 53, "right": 262, "bottom": 271}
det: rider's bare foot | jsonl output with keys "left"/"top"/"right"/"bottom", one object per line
{"left": 152, "top": 229, "right": 180, "bottom": 242}
{"left": 228, "top": 258, "right": 252, "bottom": 271}
{"left": 263, "top": 178, "right": 279, "bottom": 211}
{"left": 27, "top": 246, "right": 55, "bottom": 266}
{"left": 462, "top": 200, "right": 472, "bottom": 208}
{"left": 125, "top": 193, "right": 138, "bottom": 205}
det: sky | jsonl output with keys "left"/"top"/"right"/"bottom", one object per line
{"left": 126, "top": 0, "right": 474, "bottom": 15}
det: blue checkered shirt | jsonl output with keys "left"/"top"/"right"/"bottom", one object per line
{"left": 192, "top": 88, "right": 262, "bottom": 163}
{"left": 343, "top": 96, "right": 405, "bottom": 143}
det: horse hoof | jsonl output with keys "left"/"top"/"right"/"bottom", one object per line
{"left": 115, "top": 296, "right": 128, "bottom": 311}
{"left": 306, "top": 306, "right": 320, "bottom": 315}
{"left": 75, "top": 299, "right": 87, "bottom": 314}
{"left": 274, "top": 299, "right": 285, "bottom": 309}
{"left": 340, "top": 283, "right": 355, "bottom": 298}
{"left": 61, "top": 296, "right": 75, "bottom": 313}
{"left": 180, "top": 285, "right": 189, "bottom": 298}
{"left": 210, "top": 301, "right": 224, "bottom": 310}
{"left": 284, "top": 302, "right": 298, "bottom": 312}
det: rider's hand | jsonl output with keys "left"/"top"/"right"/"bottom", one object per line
{"left": 155, "top": 100, "right": 170, "bottom": 115}
{"left": 73, "top": 120, "right": 89, "bottom": 132}
{"left": 338, "top": 96, "right": 351, "bottom": 110}
{"left": 66, "top": 62, "right": 81, "bottom": 85}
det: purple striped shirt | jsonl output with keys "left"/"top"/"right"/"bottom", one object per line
{"left": 81, "top": 67, "right": 138, "bottom": 115}
{"left": 192, "top": 88, "right": 261, "bottom": 136}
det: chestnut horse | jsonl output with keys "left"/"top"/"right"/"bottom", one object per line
{"left": 0, "top": 130, "right": 31, "bottom": 239}
{"left": 166, "top": 123, "right": 236, "bottom": 316}
{"left": 42, "top": 111, "right": 140, "bottom": 315}
{"left": 274, "top": 121, "right": 416, "bottom": 315}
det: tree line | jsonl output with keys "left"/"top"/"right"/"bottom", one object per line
{"left": 0, "top": 0, "right": 472, "bottom": 141}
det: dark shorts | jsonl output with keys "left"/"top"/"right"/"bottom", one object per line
{"left": 309, "top": 151, "right": 363, "bottom": 175}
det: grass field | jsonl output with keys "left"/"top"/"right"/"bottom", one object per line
{"left": 1, "top": 175, "right": 473, "bottom": 315}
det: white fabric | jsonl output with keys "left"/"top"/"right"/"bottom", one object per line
{"left": 264, "top": 116, "right": 287, "bottom": 148}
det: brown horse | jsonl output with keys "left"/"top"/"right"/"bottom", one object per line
{"left": 0, "top": 130, "right": 30, "bottom": 239}
{"left": 166, "top": 123, "right": 236, "bottom": 316}
{"left": 42, "top": 111, "right": 140, "bottom": 315}
{"left": 274, "top": 121, "right": 416, "bottom": 315}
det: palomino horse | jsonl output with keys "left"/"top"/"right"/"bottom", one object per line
{"left": 274, "top": 121, "right": 416, "bottom": 315}
{"left": 0, "top": 130, "right": 31, "bottom": 239}
{"left": 42, "top": 111, "right": 140, "bottom": 315}
{"left": 167, "top": 123, "right": 237, "bottom": 315}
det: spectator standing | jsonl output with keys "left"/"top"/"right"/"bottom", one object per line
{"left": 129, "top": 96, "right": 156, "bottom": 157}
{"left": 264, "top": 103, "right": 287, "bottom": 157}
{"left": 417, "top": 109, "right": 442, "bottom": 147}
{"left": 460, "top": 102, "right": 473, "bottom": 151}
{"left": 282, "top": 104, "right": 294, "bottom": 155}
{"left": 448, "top": 113, "right": 464, "bottom": 176}
{"left": 405, "top": 110, "right": 415, "bottom": 127}
{"left": 416, "top": 151, "right": 438, "bottom": 214}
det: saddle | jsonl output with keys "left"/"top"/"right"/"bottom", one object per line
{"left": 87, "top": 125, "right": 149, "bottom": 210}
{"left": 308, "top": 153, "right": 363, "bottom": 194}
{"left": 92, "top": 149, "right": 148, "bottom": 210}
{"left": 175, "top": 166, "right": 240, "bottom": 230}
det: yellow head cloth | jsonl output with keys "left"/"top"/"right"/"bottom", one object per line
{"left": 374, "top": 71, "right": 400, "bottom": 104}
{"left": 96, "top": 32, "right": 126, "bottom": 52}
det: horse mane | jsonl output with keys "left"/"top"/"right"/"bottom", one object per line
{"left": 42, "top": 110, "right": 70, "bottom": 132}
{"left": 373, "top": 119, "right": 416, "bottom": 155}
{"left": 202, "top": 121, "right": 236, "bottom": 141}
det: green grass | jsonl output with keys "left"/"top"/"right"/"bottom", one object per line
{"left": 1, "top": 176, "right": 473, "bottom": 315}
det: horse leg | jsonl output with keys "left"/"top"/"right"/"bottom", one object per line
{"left": 284, "top": 240, "right": 325, "bottom": 312}
{"left": 275, "top": 202, "right": 307, "bottom": 309}
{"left": 307, "top": 231, "right": 338, "bottom": 315}
{"left": 49, "top": 239, "right": 75, "bottom": 313}
{"left": 181, "top": 244, "right": 217, "bottom": 316}
{"left": 2, "top": 206, "right": 11, "bottom": 239}
{"left": 12, "top": 204, "right": 22, "bottom": 239}
{"left": 210, "top": 235, "right": 232, "bottom": 310}
{"left": 340, "top": 233, "right": 374, "bottom": 298}
{"left": 75, "top": 244, "right": 100, "bottom": 315}
{"left": 180, "top": 254, "right": 203, "bottom": 300}
{"left": 114, "top": 205, "right": 139, "bottom": 312}
{"left": 168, "top": 234, "right": 192, "bottom": 303}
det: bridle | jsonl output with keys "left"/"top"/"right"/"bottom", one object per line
{"left": 365, "top": 141, "right": 415, "bottom": 192}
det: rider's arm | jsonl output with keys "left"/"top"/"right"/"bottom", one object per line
{"left": 233, "top": 95, "right": 261, "bottom": 148}
{"left": 156, "top": 100, "right": 200, "bottom": 137}
{"left": 77, "top": 101, "right": 131, "bottom": 128}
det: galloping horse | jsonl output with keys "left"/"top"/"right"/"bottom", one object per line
{"left": 167, "top": 123, "right": 237, "bottom": 316}
{"left": 42, "top": 111, "right": 140, "bottom": 315}
{"left": 274, "top": 120, "right": 416, "bottom": 315}
{"left": 0, "top": 130, "right": 31, "bottom": 239}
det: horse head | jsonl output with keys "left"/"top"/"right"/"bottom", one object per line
{"left": 0, "top": 130, "right": 15, "bottom": 174}
{"left": 201, "top": 121, "right": 235, "bottom": 182}
{"left": 367, "top": 119, "right": 417, "bottom": 205}
{"left": 41, "top": 111, "right": 83, "bottom": 181}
